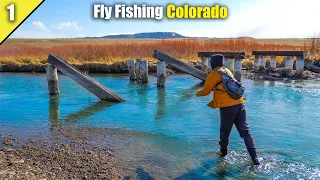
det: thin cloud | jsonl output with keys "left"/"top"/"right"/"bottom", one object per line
{"left": 53, "top": 21, "right": 83, "bottom": 31}
{"left": 32, "top": 21, "right": 49, "bottom": 32}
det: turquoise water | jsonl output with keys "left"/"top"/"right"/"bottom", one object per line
{"left": 0, "top": 73, "right": 320, "bottom": 179}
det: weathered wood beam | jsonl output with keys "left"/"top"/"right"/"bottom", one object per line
{"left": 126, "top": 59, "right": 136, "bottom": 81}
{"left": 136, "top": 59, "right": 148, "bottom": 83}
{"left": 47, "top": 54, "right": 124, "bottom": 102}
{"left": 157, "top": 61, "right": 166, "bottom": 87}
{"left": 252, "top": 51, "right": 307, "bottom": 57}
{"left": 45, "top": 64, "right": 60, "bottom": 95}
{"left": 198, "top": 52, "right": 245, "bottom": 59}
{"left": 153, "top": 50, "right": 207, "bottom": 81}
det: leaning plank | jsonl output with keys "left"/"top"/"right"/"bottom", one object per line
{"left": 47, "top": 54, "right": 124, "bottom": 102}
{"left": 153, "top": 50, "right": 207, "bottom": 81}
{"left": 252, "top": 51, "right": 307, "bottom": 57}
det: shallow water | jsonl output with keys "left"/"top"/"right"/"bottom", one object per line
{"left": 0, "top": 73, "right": 320, "bottom": 179}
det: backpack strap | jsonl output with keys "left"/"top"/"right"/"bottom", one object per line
{"left": 212, "top": 68, "right": 226, "bottom": 92}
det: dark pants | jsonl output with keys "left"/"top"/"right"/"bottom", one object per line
{"left": 219, "top": 104, "right": 255, "bottom": 150}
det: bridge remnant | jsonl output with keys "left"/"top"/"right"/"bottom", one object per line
{"left": 153, "top": 50, "right": 208, "bottom": 81}
{"left": 45, "top": 64, "right": 60, "bottom": 95}
{"left": 198, "top": 52, "right": 245, "bottom": 81}
{"left": 252, "top": 51, "right": 307, "bottom": 76}
{"left": 136, "top": 59, "right": 149, "bottom": 83}
{"left": 126, "top": 59, "right": 136, "bottom": 81}
{"left": 157, "top": 61, "right": 166, "bottom": 87}
{"left": 47, "top": 54, "right": 124, "bottom": 102}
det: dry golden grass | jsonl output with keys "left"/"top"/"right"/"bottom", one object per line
{"left": 0, "top": 38, "right": 310, "bottom": 65}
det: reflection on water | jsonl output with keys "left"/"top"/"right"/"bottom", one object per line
{"left": 0, "top": 73, "right": 320, "bottom": 179}
{"left": 49, "top": 95, "right": 60, "bottom": 129}
{"left": 155, "top": 88, "right": 165, "bottom": 120}
{"left": 49, "top": 96, "right": 116, "bottom": 128}
{"left": 64, "top": 101, "right": 115, "bottom": 123}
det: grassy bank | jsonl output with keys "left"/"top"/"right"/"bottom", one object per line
{"left": 0, "top": 38, "right": 308, "bottom": 63}
{"left": 0, "top": 38, "right": 318, "bottom": 73}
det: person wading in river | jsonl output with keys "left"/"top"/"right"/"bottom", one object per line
{"left": 196, "top": 54, "right": 260, "bottom": 165}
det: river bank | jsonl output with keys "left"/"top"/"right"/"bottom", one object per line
{"left": 1, "top": 61, "right": 320, "bottom": 81}
{"left": 0, "top": 132, "right": 123, "bottom": 179}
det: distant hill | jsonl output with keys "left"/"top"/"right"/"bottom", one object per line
{"left": 100, "top": 32, "right": 186, "bottom": 39}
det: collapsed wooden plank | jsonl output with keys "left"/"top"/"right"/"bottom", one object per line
{"left": 47, "top": 54, "right": 124, "bottom": 102}
{"left": 252, "top": 51, "right": 307, "bottom": 57}
{"left": 198, "top": 52, "right": 245, "bottom": 58}
{"left": 153, "top": 50, "right": 207, "bottom": 81}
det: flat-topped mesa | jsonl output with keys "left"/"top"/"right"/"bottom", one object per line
{"left": 47, "top": 54, "right": 124, "bottom": 102}
{"left": 153, "top": 50, "right": 208, "bottom": 81}
{"left": 252, "top": 50, "right": 307, "bottom": 75}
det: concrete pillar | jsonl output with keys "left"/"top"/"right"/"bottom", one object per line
{"left": 201, "top": 56, "right": 209, "bottom": 73}
{"left": 270, "top": 56, "right": 277, "bottom": 70}
{"left": 224, "top": 58, "right": 235, "bottom": 74}
{"left": 126, "top": 59, "right": 136, "bottom": 81}
{"left": 45, "top": 64, "right": 60, "bottom": 95}
{"left": 207, "top": 57, "right": 212, "bottom": 72}
{"left": 136, "top": 59, "right": 148, "bottom": 83}
{"left": 253, "top": 56, "right": 260, "bottom": 71}
{"left": 296, "top": 56, "right": 304, "bottom": 76}
{"left": 285, "top": 56, "right": 294, "bottom": 71}
{"left": 234, "top": 58, "right": 242, "bottom": 81}
{"left": 157, "top": 61, "right": 166, "bottom": 87}
{"left": 135, "top": 59, "right": 141, "bottom": 82}
{"left": 259, "top": 56, "right": 266, "bottom": 70}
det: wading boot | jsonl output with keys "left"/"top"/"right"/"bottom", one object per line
{"left": 220, "top": 149, "right": 228, "bottom": 157}
{"left": 248, "top": 148, "right": 260, "bottom": 165}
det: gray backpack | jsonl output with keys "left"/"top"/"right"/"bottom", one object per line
{"left": 214, "top": 69, "right": 244, "bottom": 100}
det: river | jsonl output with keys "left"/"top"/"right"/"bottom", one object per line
{"left": 0, "top": 73, "right": 319, "bottom": 179}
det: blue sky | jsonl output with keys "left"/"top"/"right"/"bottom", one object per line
{"left": 12, "top": 0, "right": 320, "bottom": 38}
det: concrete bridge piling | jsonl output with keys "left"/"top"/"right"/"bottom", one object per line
{"left": 198, "top": 52, "right": 245, "bottom": 81}
{"left": 136, "top": 59, "right": 149, "bottom": 83}
{"left": 126, "top": 59, "right": 136, "bottom": 81}
{"left": 270, "top": 56, "right": 277, "bottom": 70}
{"left": 45, "top": 64, "right": 60, "bottom": 95}
{"left": 200, "top": 56, "right": 210, "bottom": 73}
{"left": 157, "top": 61, "right": 166, "bottom": 87}
{"left": 252, "top": 51, "right": 307, "bottom": 76}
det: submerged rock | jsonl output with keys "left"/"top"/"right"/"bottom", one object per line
{"left": 3, "top": 139, "right": 13, "bottom": 146}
